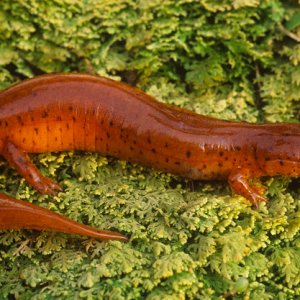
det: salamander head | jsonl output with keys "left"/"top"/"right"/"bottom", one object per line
{"left": 256, "top": 132, "right": 300, "bottom": 177}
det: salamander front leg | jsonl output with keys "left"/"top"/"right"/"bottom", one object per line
{"left": 228, "top": 167, "right": 266, "bottom": 207}
{"left": 0, "top": 193, "right": 128, "bottom": 241}
{"left": 1, "top": 139, "right": 61, "bottom": 195}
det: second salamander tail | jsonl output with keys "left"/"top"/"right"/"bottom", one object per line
{"left": 0, "top": 193, "right": 128, "bottom": 241}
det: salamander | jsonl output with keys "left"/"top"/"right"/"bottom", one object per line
{"left": 0, "top": 73, "right": 299, "bottom": 240}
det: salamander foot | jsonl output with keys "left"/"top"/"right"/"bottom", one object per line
{"left": 228, "top": 167, "right": 267, "bottom": 207}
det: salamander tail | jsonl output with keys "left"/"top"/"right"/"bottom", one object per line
{"left": 0, "top": 193, "right": 128, "bottom": 241}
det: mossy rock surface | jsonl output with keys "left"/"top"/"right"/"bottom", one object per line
{"left": 0, "top": 1, "right": 300, "bottom": 299}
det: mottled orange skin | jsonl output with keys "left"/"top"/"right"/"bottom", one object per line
{"left": 0, "top": 73, "right": 300, "bottom": 239}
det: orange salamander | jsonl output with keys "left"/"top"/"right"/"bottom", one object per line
{"left": 0, "top": 73, "right": 299, "bottom": 240}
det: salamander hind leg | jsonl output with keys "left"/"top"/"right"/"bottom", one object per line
{"left": 0, "top": 139, "right": 61, "bottom": 195}
{"left": 228, "top": 167, "right": 267, "bottom": 207}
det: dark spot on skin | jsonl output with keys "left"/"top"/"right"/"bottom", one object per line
{"left": 101, "top": 120, "right": 104, "bottom": 125}
{"left": 130, "top": 146, "right": 134, "bottom": 151}
{"left": 165, "top": 143, "right": 169, "bottom": 148}
{"left": 126, "top": 134, "right": 129, "bottom": 139}
{"left": 17, "top": 115, "right": 24, "bottom": 125}
{"left": 47, "top": 125, "right": 50, "bottom": 131}
{"left": 219, "top": 151, "right": 224, "bottom": 157}
{"left": 56, "top": 116, "right": 62, "bottom": 121}
{"left": 66, "top": 124, "right": 70, "bottom": 130}
{"left": 69, "top": 106, "right": 73, "bottom": 112}
{"left": 203, "top": 164, "right": 207, "bottom": 169}
{"left": 225, "top": 156, "right": 229, "bottom": 161}
{"left": 22, "top": 138, "right": 26, "bottom": 143}
{"left": 32, "top": 92, "right": 37, "bottom": 97}
{"left": 133, "top": 140, "right": 137, "bottom": 145}
{"left": 147, "top": 137, "right": 151, "bottom": 144}
{"left": 41, "top": 111, "right": 48, "bottom": 118}
{"left": 73, "top": 116, "right": 76, "bottom": 122}
{"left": 32, "top": 140, "right": 36, "bottom": 146}
{"left": 34, "top": 128, "right": 39, "bottom": 134}
{"left": 106, "top": 132, "right": 111, "bottom": 138}
{"left": 186, "top": 150, "right": 191, "bottom": 158}
{"left": 236, "top": 146, "right": 241, "bottom": 151}
{"left": 17, "top": 157, "right": 24, "bottom": 164}
{"left": 4, "top": 121, "right": 8, "bottom": 127}
{"left": 151, "top": 148, "right": 156, "bottom": 154}
{"left": 280, "top": 160, "right": 284, "bottom": 166}
{"left": 30, "top": 116, "right": 34, "bottom": 122}
{"left": 139, "top": 150, "right": 143, "bottom": 155}
{"left": 265, "top": 157, "right": 270, "bottom": 161}
{"left": 165, "top": 158, "right": 169, "bottom": 163}
{"left": 55, "top": 137, "right": 58, "bottom": 141}
{"left": 109, "top": 121, "right": 113, "bottom": 127}
{"left": 218, "top": 162, "right": 223, "bottom": 167}
{"left": 60, "top": 127, "right": 63, "bottom": 133}
{"left": 175, "top": 161, "right": 180, "bottom": 165}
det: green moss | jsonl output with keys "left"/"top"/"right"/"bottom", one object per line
{"left": 0, "top": 0, "right": 300, "bottom": 299}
